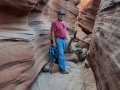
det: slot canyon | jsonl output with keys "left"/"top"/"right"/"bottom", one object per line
{"left": 0, "top": 0, "right": 120, "bottom": 90}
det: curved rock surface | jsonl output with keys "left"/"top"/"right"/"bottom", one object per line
{"left": 0, "top": 0, "right": 48, "bottom": 90}
{"left": 89, "top": 0, "right": 120, "bottom": 90}
{"left": 40, "top": 0, "right": 79, "bottom": 30}
{"left": 76, "top": 0, "right": 101, "bottom": 34}
{"left": 77, "top": 0, "right": 90, "bottom": 11}
{"left": 0, "top": 0, "right": 37, "bottom": 11}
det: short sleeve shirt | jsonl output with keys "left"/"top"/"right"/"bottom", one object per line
{"left": 51, "top": 19, "right": 66, "bottom": 38}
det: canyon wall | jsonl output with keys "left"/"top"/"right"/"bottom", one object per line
{"left": 89, "top": 0, "right": 120, "bottom": 90}
{"left": 77, "top": 0, "right": 90, "bottom": 11}
{"left": 0, "top": 1, "right": 39, "bottom": 90}
{"left": 76, "top": 0, "right": 101, "bottom": 34}
{"left": 41, "top": 0, "right": 79, "bottom": 30}
{"left": 0, "top": 0, "right": 79, "bottom": 90}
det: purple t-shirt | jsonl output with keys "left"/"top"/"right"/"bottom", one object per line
{"left": 51, "top": 19, "right": 66, "bottom": 38}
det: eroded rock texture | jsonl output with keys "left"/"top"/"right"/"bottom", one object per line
{"left": 29, "top": 0, "right": 80, "bottom": 64}
{"left": 77, "top": 0, "right": 90, "bottom": 11}
{"left": 73, "top": 0, "right": 100, "bottom": 53}
{"left": 76, "top": 0, "right": 101, "bottom": 34}
{"left": 0, "top": 0, "right": 48, "bottom": 90}
{"left": 89, "top": 0, "right": 120, "bottom": 90}
{"left": 41, "top": 0, "right": 79, "bottom": 30}
{"left": 0, "top": 0, "right": 79, "bottom": 90}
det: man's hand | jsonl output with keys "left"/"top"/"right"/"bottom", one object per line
{"left": 51, "top": 39, "right": 56, "bottom": 47}
{"left": 53, "top": 42, "right": 56, "bottom": 48}
{"left": 50, "top": 30, "right": 56, "bottom": 47}
{"left": 52, "top": 40, "right": 56, "bottom": 47}
{"left": 51, "top": 39, "right": 53, "bottom": 44}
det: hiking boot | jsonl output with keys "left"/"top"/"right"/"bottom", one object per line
{"left": 60, "top": 70, "right": 69, "bottom": 74}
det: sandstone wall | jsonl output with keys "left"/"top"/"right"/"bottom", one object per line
{"left": 76, "top": 0, "right": 101, "bottom": 34}
{"left": 41, "top": 0, "right": 79, "bottom": 30}
{"left": 77, "top": 0, "right": 90, "bottom": 11}
{"left": 89, "top": 0, "right": 120, "bottom": 90}
{"left": 0, "top": 0, "right": 49, "bottom": 90}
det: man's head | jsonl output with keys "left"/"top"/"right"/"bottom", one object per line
{"left": 58, "top": 11, "right": 65, "bottom": 21}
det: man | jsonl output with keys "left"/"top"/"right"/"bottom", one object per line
{"left": 50, "top": 11, "right": 69, "bottom": 74}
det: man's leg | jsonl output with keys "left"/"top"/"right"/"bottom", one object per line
{"left": 63, "top": 39, "right": 66, "bottom": 51}
{"left": 55, "top": 38, "right": 65, "bottom": 71}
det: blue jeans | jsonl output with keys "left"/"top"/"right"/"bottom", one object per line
{"left": 55, "top": 38, "right": 66, "bottom": 71}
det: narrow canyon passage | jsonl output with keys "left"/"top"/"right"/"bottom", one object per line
{"left": 29, "top": 16, "right": 96, "bottom": 90}
{"left": 0, "top": 0, "right": 120, "bottom": 90}
{"left": 28, "top": 0, "right": 99, "bottom": 89}
{"left": 30, "top": 62, "right": 96, "bottom": 90}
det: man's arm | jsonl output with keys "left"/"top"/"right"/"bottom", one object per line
{"left": 50, "top": 22, "right": 56, "bottom": 47}
{"left": 51, "top": 31, "right": 56, "bottom": 47}
{"left": 50, "top": 30, "right": 54, "bottom": 43}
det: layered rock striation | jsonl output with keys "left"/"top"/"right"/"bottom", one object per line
{"left": 76, "top": 0, "right": 101, "bottom": 34}
{"left": 89, "top": 0, "right": 120, "bottom": 90}
{"left": 0, "top": 0, "right": 49, "bottom": 90}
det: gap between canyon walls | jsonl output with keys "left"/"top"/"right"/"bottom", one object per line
{"left": 29, "top": 0, "right": 120, "bottom": 90}
{"left": 29, "top": 0, "right": 100, "bottom": 90}
{"left": 0, "top": 0, "right": 99, "bottom": 90}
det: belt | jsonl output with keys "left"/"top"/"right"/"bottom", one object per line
{"left": 56, "top": 37, "right": 65, "bottom": 39}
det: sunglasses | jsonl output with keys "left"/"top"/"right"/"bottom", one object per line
{"left": 62, "top": 23, "right": 65, "bottom": 29}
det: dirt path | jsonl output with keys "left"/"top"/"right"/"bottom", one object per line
{"left": 30, "top": 61, "right": 97, "bottom": 90}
